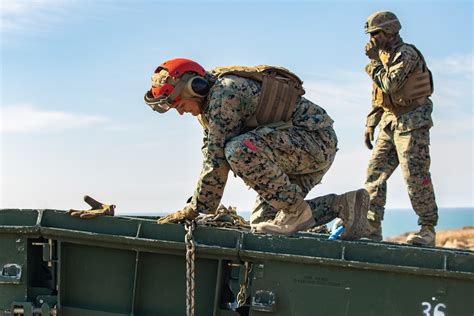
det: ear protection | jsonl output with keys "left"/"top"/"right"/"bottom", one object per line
{"left": 181, "top": 76, "right": 210, "bottom": 99}
{"left": 145, "top": 75, "right": 210, "bottom": 113}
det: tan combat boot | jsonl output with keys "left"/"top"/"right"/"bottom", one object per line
{"left": 332, "top": 189, "right": 370, "bottom": 240}
{"left": 406, "top": 225, "right": 436, "bottom": 246}
{"left": 253, "top": 201, "right": 315, "bottom": 236}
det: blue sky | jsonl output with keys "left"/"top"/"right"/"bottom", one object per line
{"left": 1, "top": 0, "right": 472, "bottom": 214}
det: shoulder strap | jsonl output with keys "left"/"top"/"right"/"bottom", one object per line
{"left": 406, "top": 44, "right": 427, "bottom": 70}
{"left": 405, "top": 44, "right": 434, "bottom": 93}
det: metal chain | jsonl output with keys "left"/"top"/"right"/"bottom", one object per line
{"left": 184, "top": 220, "right": 196, "bottom": 316}
{"left": 236, "top": 262, "right": 253, "bottom": 307}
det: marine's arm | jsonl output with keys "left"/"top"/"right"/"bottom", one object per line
{"left": 190, "top": 78, "right": 245, "bottom": 214}
{"left": 364, "top": 105, "right": 383, "bottom": 150}
{"left": 366, "top": 46, "right": 419, "bottom": 95}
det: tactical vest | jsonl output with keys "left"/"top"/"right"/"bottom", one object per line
{"left": 210, "top": 65, "right": 305, "bottom": 128}
{"left": 372, "top": 45, "right": 434, "bottom": 117}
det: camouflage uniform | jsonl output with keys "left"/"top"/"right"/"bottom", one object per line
{"left": 189, "top": 75, "right": 340, "bottom": 224}
{"left": 365, "top": 37, "right": 438, "bottom": 227}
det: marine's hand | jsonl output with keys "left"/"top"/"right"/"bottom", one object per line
{"left": 68, "top": 195, "right": 115, "bottom": 219}
{"left": 364, "top": 39, "right": 379, "bottom": 60}
{"left": 364, "top": 126, "right": 374, "bottom": 150}
{"left": 157, "top": 204, "right": 199, "bottom": 224}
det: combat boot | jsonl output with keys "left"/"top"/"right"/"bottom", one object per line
{"left": 406, "top": 225, "right": 436, "bottom": 247}
{"left": 332, "top": 189, "right": 370, "bottom": 240}
{"left": 365, "top": 219, "right": 383, "bottom": 242}
{"left": 253, "top": 201, "right": 315, "bottom": 236}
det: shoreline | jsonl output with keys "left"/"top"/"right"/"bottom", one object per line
{"left": 385, "top": 226, "right": 474, "bottom": 250}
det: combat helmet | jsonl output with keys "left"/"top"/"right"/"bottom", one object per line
{"left": 144, "top": 58, "right": 210, "bottom": 113}
{"left": 365, "top": 11, "right": 401, "bottom": 35}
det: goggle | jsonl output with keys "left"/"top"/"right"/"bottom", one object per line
{"left": 144, "top": 76, "right": 210, "bottom": 114}
{"left": 143, "top": 83, "right": 180, "bottom": 113}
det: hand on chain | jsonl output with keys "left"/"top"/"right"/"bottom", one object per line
{"left": 68, "top": 195, "right": 115, "bottom": 219}
{"left": 157, "top": 204, "right": 199, "bottom": 224}
{"left": 364, "top": 126, "right": 375, "bottom": 150}
{"left": 364, "top": 39, "right": 379, "bottom": 60}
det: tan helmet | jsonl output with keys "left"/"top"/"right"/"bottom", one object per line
{"left": 365, "top": 11, "right": 401, "bottom": 35}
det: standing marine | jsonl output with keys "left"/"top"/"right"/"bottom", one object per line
{"left": 363, "top": 11, "right": 438, "bottom": 246}
{"left": 144, "top": 58, "right": 369, "bottom": 238}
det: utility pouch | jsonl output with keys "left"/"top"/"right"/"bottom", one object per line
{"left": 391, "top": 69, "right": 433, "bottom": 106}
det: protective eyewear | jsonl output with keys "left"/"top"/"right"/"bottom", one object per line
{"left": 143, "top": 83, "right": 180, "bottom": 113}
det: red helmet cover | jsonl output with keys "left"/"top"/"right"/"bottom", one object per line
{"left": 155, "top": 58, "right": 205, "bottom": 78}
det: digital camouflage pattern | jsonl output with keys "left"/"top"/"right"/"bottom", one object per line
{"left": 365, "top": 36, "right": 438, "bottom": 228}
{"left": 366, "top": 127, "right": 438, "bottom": 226}
{"left": 189, "top": 74, "right": 339, "bottom": 224}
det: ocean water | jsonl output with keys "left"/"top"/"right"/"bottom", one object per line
{"left": 377, "top": 207, "right": 473, "bottom": 237}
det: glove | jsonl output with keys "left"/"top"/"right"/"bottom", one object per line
{"left": 364, "top": 39, "right": 379, "bottom": 60}
{"left": 69, "top": 195, "right": 115, "bottom": 219}
{"left": 364, "top": 126, "right": 375, "bottom": 150}
{"left": 157, "top": 204, "right": 199, "bottom": 224}
{"left": 196, "top": 204, "right": 250, "bottom": 229}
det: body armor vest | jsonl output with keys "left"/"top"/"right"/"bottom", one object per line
{"left": 210, "top": 65, "right": 305, "bottom": 128}
{"left": 372, "top": 45, "right": 434, "bottom": 117}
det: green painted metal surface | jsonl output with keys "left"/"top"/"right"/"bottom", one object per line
{"left": 1, "top": 209, "right": 473, "bottom": 316}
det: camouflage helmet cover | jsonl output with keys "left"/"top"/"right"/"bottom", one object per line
{"left": 365, "top": 11, "right": 402, "bottom": 34}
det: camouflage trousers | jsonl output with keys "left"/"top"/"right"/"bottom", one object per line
{"left": 365, "top": 125, "right": 438, "bottom": 226}
{"left": 224, "top": 125, "right": 339, "bottom": 225}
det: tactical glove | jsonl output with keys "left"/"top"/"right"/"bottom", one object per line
{"left": 364, "top": 39, "right": 379, "bottom": 60}
{"left": 157, "top": 204, "right": 199, "bottom": 224}
{"left": 69, "top": 195, "right": 115, "bottom": 219}
{"left": 364, "top": 126, "right": 374, "bottom": 150}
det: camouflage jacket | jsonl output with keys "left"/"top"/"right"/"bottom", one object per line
{"left": 365, "top": 37, "right": 433, "bottom": 132}
{"left": 190, "top": 75, "right": 334, "bottom": 214}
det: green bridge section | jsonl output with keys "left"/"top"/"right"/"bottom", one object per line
{"left": 1, "top": 209, "right": 473, "bottom": 315}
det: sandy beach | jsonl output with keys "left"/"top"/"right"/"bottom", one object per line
{"left": 386, "top": 226, "right": 474, "bottom": 251}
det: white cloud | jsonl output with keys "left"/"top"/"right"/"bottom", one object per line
{"left": 0, "top": 0, "right": 75, "bottom": 33}
{"left": 0, "top": 104, "right": 108, "bottom": 133}
{"left": 429, "top": 54, "right": 473, "bottom": 78}
{"left": 305, "top": 72, "right": 371, "bottom": 111}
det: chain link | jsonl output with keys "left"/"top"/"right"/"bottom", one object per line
{"left": 236, "top": 262, "right": 253, "bottom": 307}
{"left": 184, "top": 220, "right": 196, "bottom": 316}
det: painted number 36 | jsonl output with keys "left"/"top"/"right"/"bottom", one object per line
{"left": 422, "top": 302, "right": 447, "bottom": 316}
